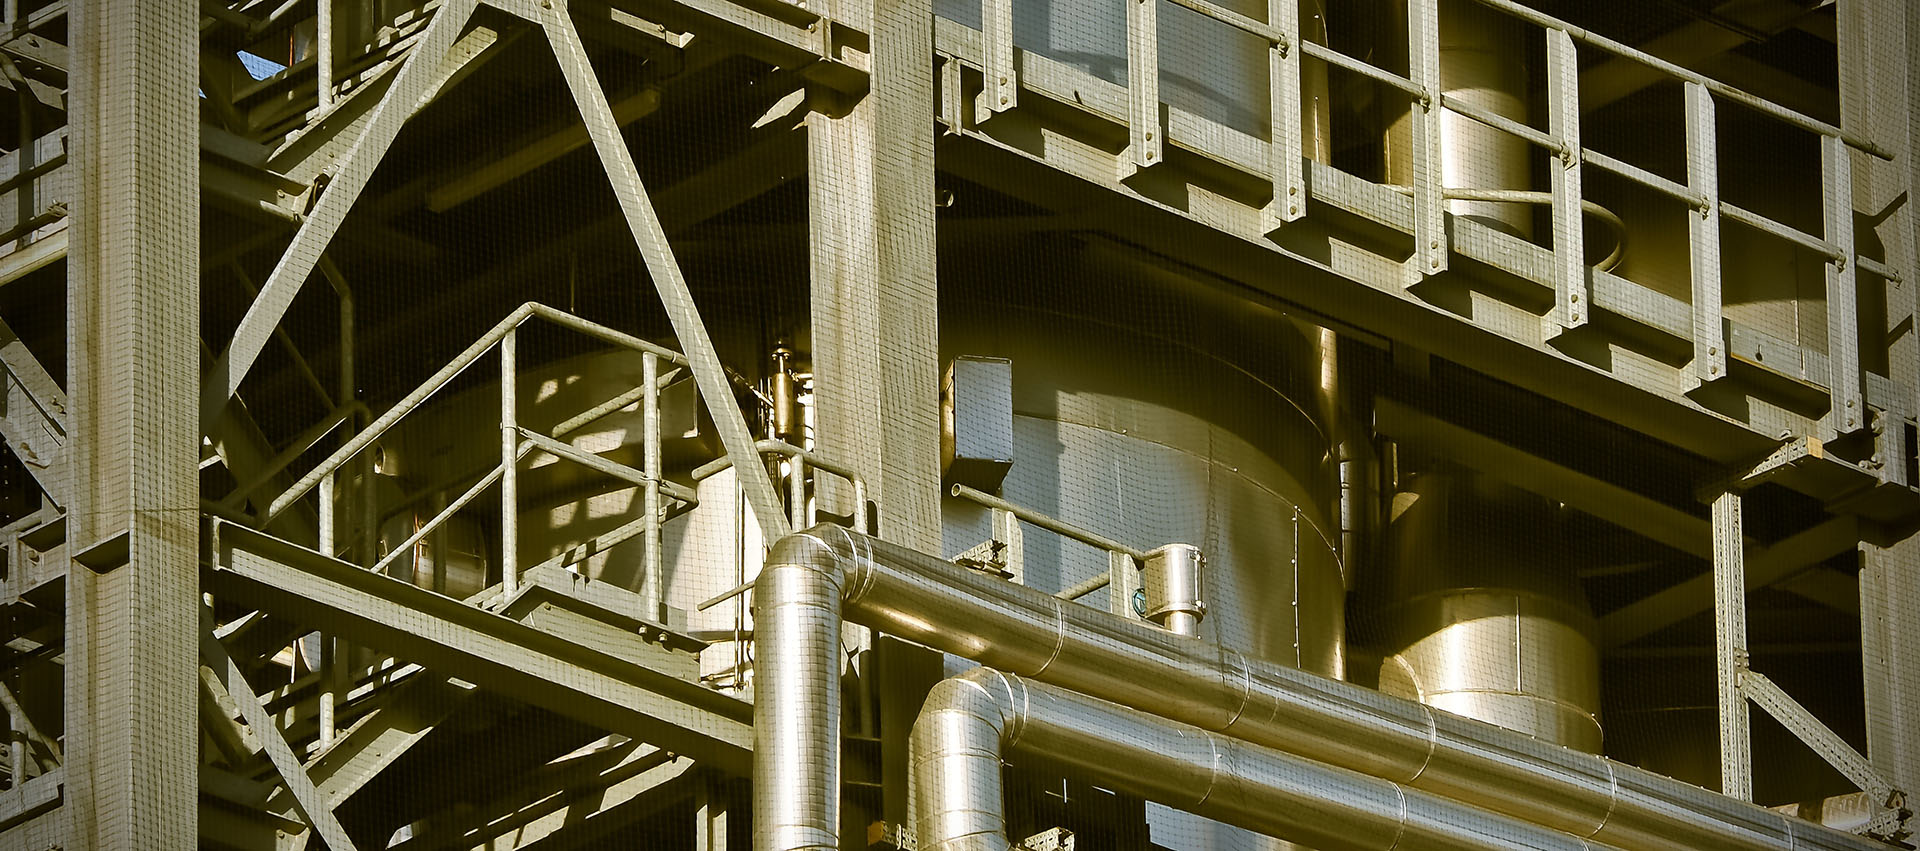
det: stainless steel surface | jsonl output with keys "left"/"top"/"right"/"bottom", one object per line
{"left": 913, "top": 668, "right": 1628, "bottom": 851}
{"left": 1388, "top": 0, "right": 1535, "bottom": 238}
{"left": 753, "top": 524, "right": 1888, "bottom": 851}
{"left": 1374, "top": 472, "right": 1604, "bottom": 752}
{"left": 941, "top": 306, "right": 1343, "bottom": 677}
{"left": 1142, "top": 543, "right": 1205, "bottom": 636}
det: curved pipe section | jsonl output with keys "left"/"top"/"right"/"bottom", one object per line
{"left": 753, "top": 525, "right": 1884, "bottom": 851}
{"left": 912, "top": 668, "right": 1624, "bottom": 851}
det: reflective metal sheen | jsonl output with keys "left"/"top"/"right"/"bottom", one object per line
{"left": 752, "top": 524, "right": 1888, "bottom": 851}
{"left": 913, "top": 667, "right": 1626, "bottom": 851}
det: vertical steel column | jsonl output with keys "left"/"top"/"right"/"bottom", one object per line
{"left": 1124, "top": 0, "right": 1162, "bottom": 173}
{"left": 1837, "top": 0, "right": 1919, "bottom": 800}
{"left": 63, "top": 0, "right": 199, "bottom": 846}
{"left": 1264, "top": 0, "right": 1304, "bottom": 232}
{"left": 500, "top": 328, "right": 519, "bottom": 597}
{"left": 1546, "top": 29, "right": 1586, "bottom": 335}
{"left": 804, "top": 0, "right": 946, "bottom": 822}
{"left": 1822, "top": 133, "right": 1863, "bottom": 435}
{"left": 317, "top": 0, "right": 335, "bottom": 110}
{"left": 322, "top": 256, "right": 356, "bottom": 747}
{"left": 1684, "top": 82, "right": 1727, "bottom": 388}
{"left": 642, "top": 351, "right": 663, "bottom": 618}
{"left": 1711, "top": 490, "right": 1753, "bottom": 800}
{"left": 1405, "top": 0, "right": 1446, "bottom": 282}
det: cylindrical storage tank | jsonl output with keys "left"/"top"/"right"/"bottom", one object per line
{"left": 1373, "top": 470, "right": 1603, "bottom": 751}
{"left": 1386, "top": 0, "right": 1535, "bottom": 238}
{"left": 930, "top": 0, "right": 1332, "bottom": 154}
{"left": 941, "top": 303, "right": 1342, "bottom": 851}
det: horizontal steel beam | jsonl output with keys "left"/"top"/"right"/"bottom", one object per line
{"left": 204, "top": 520, "right": 753, "bottom": 774}
{"left": 1374, "top": 397, "right": 1710, "bottom": 557}
{"left": 1601, "top": 515, "right": 1860, "bottom": 649}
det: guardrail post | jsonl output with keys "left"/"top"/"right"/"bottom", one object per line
{"left": 1406, "top": 0, "right": 1446, "bottom": 284}
{"left": 1124, "top": 0, "right": 1162, "bottom": 174}
{"left": 1263, "top": 0, "right": 1304, "bottom": 232}
{"left": 1823, "top": 133, "right": 1863, "bottom": 436}
{"left": 1110, "top": 549, "right": 1142, "bottom": 619}
{"left": 1684, "top": 81, "right": 1727, "bottom": 389}
{"left": 500, "top": 328, "right": 519, "bottom": 598}
{"left": 642, "top": 351, "right": 664, "bottom": 618}
{"left": 1546, "top": 28, "right": 1586, "bottom": 336}
{"left": 982, "top": 0, "right": 1015, "bottom": 117}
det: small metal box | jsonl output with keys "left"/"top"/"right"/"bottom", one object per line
{"left": 942, "top": 355, "right": 1014, "bottom": 491}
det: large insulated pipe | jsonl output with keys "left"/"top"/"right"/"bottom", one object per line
{"left": 913, "top": 667, "right": 1625, "bottom": 851}
{"left": 752, "top": 524, "right": 1886, "bottom": 851}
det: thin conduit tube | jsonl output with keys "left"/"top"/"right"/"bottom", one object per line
{"left": 914, "top": 667, "right": 1625, "bottom": 851}
{"left": 753, "top": 525, "right": 1887, "bottom": 851}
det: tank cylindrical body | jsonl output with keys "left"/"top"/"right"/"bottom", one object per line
{"left": 1387, "top": 0, "right": 1536, "bottom": 238}
{"left": 1374, "top": 471, "right": 1604, "bottom": 752}
{"left": 941, "top": 304, "right": 1342, "bottom": 851}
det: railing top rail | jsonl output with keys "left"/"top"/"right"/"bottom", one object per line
{"left": 1456, "top": 0, "right": 1889, "bottom": 159}
{"left": 263, "top": 302, "right": 688, "bottom": 523}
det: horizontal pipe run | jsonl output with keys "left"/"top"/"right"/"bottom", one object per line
{"left": 914, "top": 668, "right": 1628, "bottom": 851}
{"left": 949, "top": 484, "right": 1149, "bottom": 563}
{"left": 753, "top": 524, "right": 1888, "bottom": 851}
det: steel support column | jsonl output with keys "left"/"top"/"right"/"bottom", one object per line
{"left": 807, "top": 0, "right": 942, "bottom": 826}
{"left": 62, "top": 1, "right": 200, "bottom": 847}
{"left": 1838, "top": 0, "right": 1920, "bottom": 800}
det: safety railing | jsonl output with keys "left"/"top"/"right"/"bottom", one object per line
{"left": 948, "top": 483, "right": 1146, "bottom": 617}
{"left": 981, "top": 0, "right": 1893, "bottom": 435}
{"left": 692, "top": 440, "right": 871, "bottom": 611}
{"left": 258, "top": 302, "right": 718, "bottom": 613}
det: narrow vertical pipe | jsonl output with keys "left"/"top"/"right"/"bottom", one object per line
{"left": 642, "top": 352, "right": 663, "bottom": 618}
{"left": 1712, "top": 490, "right": 1753, "bottom": 799}
{"left": 500, "top": 329, "right": 519, "bottom": 597}
{"left": 316, "top": 471, "right": 337, "bottom": 746}
{"left": 318, "top": 474, "right": 337, "bottom": 558}
{"left": 789, "top": 456, "right": 808, "bottom": 531}
{"left": 325, "top": 264, "right": 357, "bottom": 747}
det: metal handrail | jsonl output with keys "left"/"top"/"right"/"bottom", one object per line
{"left": 692, "top": 440, "right": 873, "bottom": 612}
{"left": 263, "top": 302, "right": 688, "bottom": 524}
{"left": 1458, "top": 0, "right": 1890, "bottom": 160}
{"left": 949, "top": 484, "right": 1149, "bottom": 563}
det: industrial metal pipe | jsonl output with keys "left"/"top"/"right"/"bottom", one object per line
{"left": 752, "top": 524, "right": 1886, "bottom": 851}
{"left": 913, "top": 667, "right": 1626, "bottom": 851}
